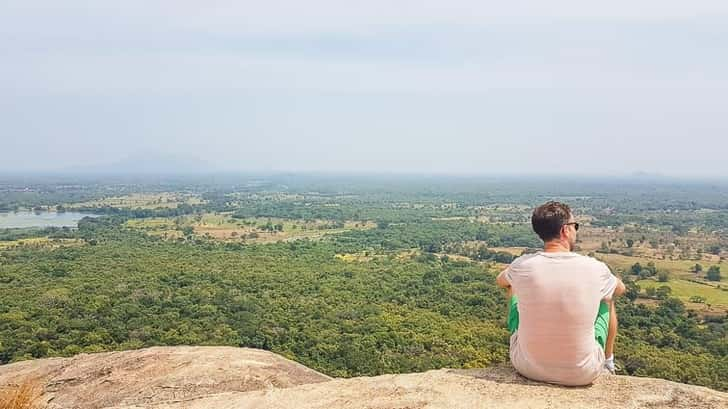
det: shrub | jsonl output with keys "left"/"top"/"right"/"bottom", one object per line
{"left": 0, "top": 378, "right": 42, "bottom": 409}
{"left": 706, "top": 266, "right": 721, "bottom": 282}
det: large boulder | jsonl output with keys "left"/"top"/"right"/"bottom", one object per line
{"left": 1, "top": 347, "right": 726, "bottom": 409}
{"left": 115, "top": 365, "right": 728, "bottom": 409}
{"left": 0, "top": 346, "right": 330, "bottom": 408}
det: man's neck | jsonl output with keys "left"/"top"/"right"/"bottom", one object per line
{"left": 543, "top": 241, "right": 571, "bottom": 253}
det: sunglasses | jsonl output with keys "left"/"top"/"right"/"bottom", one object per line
{"left": 564, "top": 222, "right": 580, "bottom": 231}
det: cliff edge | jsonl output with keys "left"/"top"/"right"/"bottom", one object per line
{"left": 1, "top": 347, "right": 725, "bottom": 409}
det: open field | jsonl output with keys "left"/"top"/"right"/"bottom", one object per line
{"left": 0, "top": 237, "right": 85, "bottom": 249}
{"left": 126, "top": 213, "right": 376, "bottom": 243}
{"left": 336, "top": 250, "right": 421, "bottom": 263}
{"left": 335, "top": 252, "right": 377, "bottom": 263}
{"left": 487, "top": 246, "right": 726, "bottom": 283}
{"left": 489, "top": 247, "right": 529, "bottom": 256}
{"left": 336, "top": 249, "right": 502, "bottom": 271}
{"left": 593, "top": 252, "right": 727, "bottom": 313}
{"left": 481, "top": 246, "right": 727, "bottom": 313}
{"left": 577, "top": 224, "right": 725, "bottom": 262}
{"left": 72, "top": 193, "right": 206, "bottom": 209}
{"left": 596, "top": 253, "right": 726, "bottom": 281}
{"left": 637, "top": 278, "right": 728, "bottom": 309}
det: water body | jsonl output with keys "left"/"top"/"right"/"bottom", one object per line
{"left": 0, "top": 211, "right": 99, "bottom": 229}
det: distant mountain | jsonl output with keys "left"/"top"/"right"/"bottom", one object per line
{"left": 630, "top": 171, "right": 666, "bottom": 179}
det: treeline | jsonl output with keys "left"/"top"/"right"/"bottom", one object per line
{"left": 0, "top": 227, "right": 725, "bottom": 390}
{"left": 0, "top": 237, "right": 508, "bottom": 376}
{"left": 330, "top": 221, "right": 540, "bottom": 253}
{"left": 0, "top": 226, "right": 77, "bottom": 242}
{"left": 5, "top": 174, "right": 728, "bottom": 214}
{"left": 591, "top": 209, "right": 728, "bottom": 233}
{"left": 617, "top": 298, "right": 727, "bottom": 389}
{"left": 71, "top": 203, "right": 206, "bottom": 219}
{"left": 230, "top": 199, "right": 470, "bottom": 225}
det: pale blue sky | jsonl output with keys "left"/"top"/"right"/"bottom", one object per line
{"left": 2, "top": 1, "right": 728, "bottom": 176}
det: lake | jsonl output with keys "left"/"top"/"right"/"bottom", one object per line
{"left": 0, "top": 211, "right": 100, "bottom": 229}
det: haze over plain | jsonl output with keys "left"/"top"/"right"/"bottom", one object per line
{"left": 2, "top": 1, "right": 728, "bottom": 176}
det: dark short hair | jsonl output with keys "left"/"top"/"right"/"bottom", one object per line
{"left": 531, "top": 201, "right": 572, "bottom": 242}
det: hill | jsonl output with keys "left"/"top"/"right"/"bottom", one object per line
{"left": 1, "top": 347, "right": 725, "bottom": 409}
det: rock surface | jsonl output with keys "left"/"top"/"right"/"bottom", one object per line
{"left": 1, "top": 347, "right": 726, "bottom": 409}
{"left": 0, "top": 346, "right": 330, "bottom": 408}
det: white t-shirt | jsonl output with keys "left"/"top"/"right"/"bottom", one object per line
{"left": 498, "top": 251, "right": 618, "bottom": 386}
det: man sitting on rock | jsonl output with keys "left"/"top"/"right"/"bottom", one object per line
{"left": 496, "top": 201, "right": 625, "bottom": 386}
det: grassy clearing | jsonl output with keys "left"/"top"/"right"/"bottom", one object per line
{"left": 336, "top": 250, "right": 485, "bottom": 267}
{"left": 126, "top": 213, "right": 376, "bottom": 244}
{"left": 585, "top": 253, "right": 727, "bottom": 312}
{"left": 477, "top": 246, "right": 727, "bottom": 312}
{"left": 470, "top": 246, "right": 725, "bottom": 283}
{"left": 0, "top": 237, "right": 84, "bottom": 249}
{"left": 72, "top": 193, "right": 205, "bottom": 209}
{"left": 577, "top": 223, "right": 724, "bottom": 262}
{"left": 597, "top": 253, "right": 726, "bottom": 282}
{"left": 636, "top": 279, "right": 728, "bottom": 309}
{"left": 336, "top": 252, "right": 375, "bottom": 263}
{"left": 488, "top": 247, "right": 529, "bottom": 256}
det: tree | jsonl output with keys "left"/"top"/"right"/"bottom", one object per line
{"left": 656, "top": 286, "right": 672, "bottom": 299}
{"left": 626, "top": 239, "right": 634, "bottom": 248}
{"left": 657, "top": 271, "right": 670, "bottom": 282}
{"left": 476, "top": 246, "right": 490, "bottom": 261}
{"left": 424, "top": 242, "right": 442, "bottom": 253}
{"left": 625, "top": 281, "right": 640, "bottom": 301}
{"left": 639, "top": 265, "right": 657, "bottom": 279}
{"left": 692, "top": 264, "right": 703, "bottom": 274}
{"left": 707, "top": 245, "right": 722, "bottom": 256}
{"left": 658, "top": 297, "right": 685, "bottom": 315}
{"left": 706, "top": 265, "right": 721, "bottom": 282}
{"left": 630, "top": 263, "right": 643, "bottom": 275}
{"left": 475, "top": 228, "right": 489, "bottom": 241}
{"left": 493, "top": 252, "right": 515, "bottom": 264}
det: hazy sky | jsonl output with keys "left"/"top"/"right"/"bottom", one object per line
{"left": 2, "top": 1, "right": 728, "bottom": 176}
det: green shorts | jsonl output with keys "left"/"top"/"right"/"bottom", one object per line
{"left": 508, "top": 296, "right": 610, "bottom": 350}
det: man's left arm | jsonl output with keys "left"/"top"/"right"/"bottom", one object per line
{"left": 599, "top": 262, "right": 624, "bottom": 301}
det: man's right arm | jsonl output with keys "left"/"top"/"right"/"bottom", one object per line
{"left": 496, "top": 268, "right": 511, "bottom": 289}
{"left": 612, "top": 277, "right": 626, "bottom": 298}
